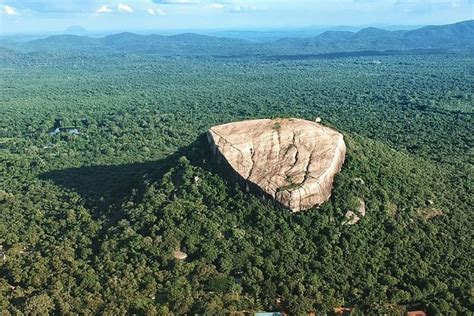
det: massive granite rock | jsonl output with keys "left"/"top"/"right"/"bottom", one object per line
{"left": 207, "top": 118, "right": 346, "bottom": 212}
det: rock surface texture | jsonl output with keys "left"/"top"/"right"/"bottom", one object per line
{"left": 207, "top": 118, "right": 346, "bottom": 212}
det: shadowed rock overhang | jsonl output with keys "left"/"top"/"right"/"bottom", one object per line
{"left": 207, "top": 118, "right": 346, "bottom": 212}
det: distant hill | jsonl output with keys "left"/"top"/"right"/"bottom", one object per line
{"left": 13, "top": 32, "right": 254, "bottom": 56}
{"left": 273, "top": 20, "right": 474, "bottom": 54}
{"left": 20, "top": 35, "right": 107, "bottom": 54}
{"left": 404, "top": 21, "right": 474, "bottom": 44}
{"left": 5, "top": 20, "right": 473, "bottom": 57}
{"left": 64, "top": 26, "right": 89, "bottom": 36}
{"left": 206, "top": 26, "right": 364, "bottom": 42}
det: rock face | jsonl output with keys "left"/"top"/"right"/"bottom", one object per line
{"left": 207, "top": 118, "right": 346, "bottom": 212}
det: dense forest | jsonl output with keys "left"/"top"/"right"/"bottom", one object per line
{"left": 0, "top": 40, "right": 473, "bottom": 314}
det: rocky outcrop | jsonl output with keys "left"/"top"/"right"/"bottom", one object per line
{"left": 344, "top": 198, "right": 366, "bottom": 225}
{"left": 173, "top": 250, "right": 187, "bottom": 260}
{"left": 207, "top": 118, "right": 346, "bottom": 212}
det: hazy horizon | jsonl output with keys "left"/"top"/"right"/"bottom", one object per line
{"left": 1, "top": 0, "right": 472, "bottom": 35}
{"left": 0, "top": 23, "right": 431, "bottom": 37}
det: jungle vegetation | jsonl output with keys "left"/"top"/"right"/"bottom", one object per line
{"left": 0, "top": 42, "right": 473, "bottom": 314}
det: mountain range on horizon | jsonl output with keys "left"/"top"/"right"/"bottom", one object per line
{"left": 1, "top": 20, "right": 472, "bottom": 58}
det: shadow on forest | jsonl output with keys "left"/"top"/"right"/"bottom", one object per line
{"left": 39, "top": 135, "right": 213, "bottom": 213}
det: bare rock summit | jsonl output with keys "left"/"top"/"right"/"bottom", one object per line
{"left": 207, "top": 118, "right": 346, "bottom": 212}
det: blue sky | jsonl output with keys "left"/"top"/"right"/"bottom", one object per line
{"left": 1, "top": 0, "right": 473, "bottom": 34}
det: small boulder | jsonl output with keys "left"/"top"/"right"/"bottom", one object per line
{"left": 352, "top": 177, "right": 365, "bottom": 185}
{"left": 344, "top": 198, "right": 366, "bottom": 225}
{"left": 344, "top": 211, "right": 361, "bottom": 225}
{"left": 173, "top": 250, "right": 188, "bottom": 260}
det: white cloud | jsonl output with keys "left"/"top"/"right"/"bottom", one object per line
{"left": 117, "top": 3, "right": 134, "bottom": 13}
{"left": 208, "top": 3, "right": 225, "bottom": 9}
{"left": 3, "top": 5, "right": 18, "bottom": 16}
{"left": 96, "top": 5, "right": 112, "bottom": 13}
{"left": 148, "top": 8, "right": 166, "bottom": 15}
